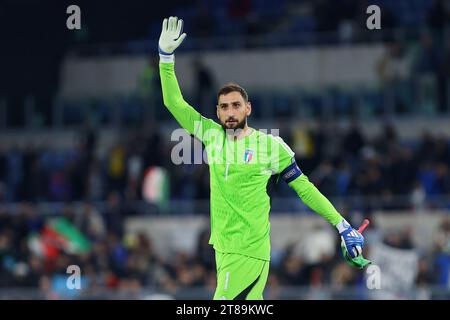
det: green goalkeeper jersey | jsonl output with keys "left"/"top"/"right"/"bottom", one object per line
{"left": 160, "top": 61, "right": 343, "bottom": 261}
{"left": 202, "top": 124, "right": 294, "bottom": 261}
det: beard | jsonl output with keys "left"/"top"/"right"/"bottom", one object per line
{"left": 220, "top": 117, "right": 247, "bottom": 135}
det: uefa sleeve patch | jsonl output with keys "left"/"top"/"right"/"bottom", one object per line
{"left": 280, "top": 161, "right": 302, "bottom": 183}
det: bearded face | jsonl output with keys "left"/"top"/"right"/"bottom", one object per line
{"left": 217, "top": 91, "right": 251, "bottom": 134}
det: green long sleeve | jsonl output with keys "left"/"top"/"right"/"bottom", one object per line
{"left": 159, "top": 61, "right": 201, "bottom": 135}
{"left": 288, "top": 174, "right": 343, "bottom": 226}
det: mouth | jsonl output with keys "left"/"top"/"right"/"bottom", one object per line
{"left": 226, "top": 120, "right": 238, "bottom": 125}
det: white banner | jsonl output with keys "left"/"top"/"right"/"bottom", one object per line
{"left": 369, "top": 243, "right": 419, "bottom": 293}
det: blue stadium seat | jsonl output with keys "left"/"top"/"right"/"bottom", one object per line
{"left": 289, "top": 16, "right": 316, "bottom": 33}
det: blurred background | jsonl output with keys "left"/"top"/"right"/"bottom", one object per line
{"left": 1, "top": 0, "right": 450, "bottom": 299}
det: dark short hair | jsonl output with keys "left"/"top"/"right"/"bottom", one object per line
{"left": 217, "top": 83, "right": 249, "bottom": 102}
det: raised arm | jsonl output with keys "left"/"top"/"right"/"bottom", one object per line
{"left": 158, "top": 16, "right": 201, "bottom": 135}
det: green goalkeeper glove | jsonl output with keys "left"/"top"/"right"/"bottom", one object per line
{"left": 158, "top": 16, "right": 187, "bottom": 56}
{"left": 340, "top": 239, "right": 372, "bottom": 269}
{"left": 337, "top": 218, "right": 372, "bottom": 269}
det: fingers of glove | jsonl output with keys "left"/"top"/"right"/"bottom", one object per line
{"left": 168, "top": 16, "right": 175, "bottom": 31}
{"left": 348, "top": 247, "right": 356, "bottom": 258}
{"left": 175, "top": 33, "right": 187, "bottom": 47}
{"left": 172, "top": 16, "right": 179, "bottom": 32}
{"left": 176, "top": 19, "right": 184, "bottom": 36}
{"left": 341, "top": 238, "right": 353, "bottom": 258}
{"left": 349, "top": 245, "right": 362, "bottom": 258}
{"left": 162, "top": 18, "right": 168, "bottom": 32}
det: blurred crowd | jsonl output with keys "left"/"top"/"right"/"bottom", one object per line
{"left": 1, "top": 120, "right": 450, "bottom": 299}
{"left": 1, "top": 122, "right": 449, "bottom": 212}
{"left": 1, "top": 200, "right": 450, "bottom": 299}
{"left": 287, "top": 122, "right": 450, "bottom": 211}
{"left": 376, "top": 33, "right": 450, "bottom": 114}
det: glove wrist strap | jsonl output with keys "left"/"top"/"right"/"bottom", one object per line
{"left": 336, "top": 219, "right": 351, "bottom": 234}
{"left": 159, "top": 53, "right": 174, "bottom": 63}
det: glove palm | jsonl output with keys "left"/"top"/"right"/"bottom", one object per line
{"left": 159, "top": 16, "right": 187, "bottom": 55}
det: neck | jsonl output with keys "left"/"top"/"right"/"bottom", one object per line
{"left": 228, "top": 125, "right": 252, "bottom": 141}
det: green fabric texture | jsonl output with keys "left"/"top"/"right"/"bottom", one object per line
{"left": 288, "top": 174, "right": 344, "bottom": 226}
{"left": 213, "top": 251, "right": 269, "bottom": 300}
{"left": 340, "top": 240, "right": 372, "bottom": 269}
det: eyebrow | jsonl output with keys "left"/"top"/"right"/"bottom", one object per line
{"left": 219, "top": 101, "right": 241, "bottom": 106}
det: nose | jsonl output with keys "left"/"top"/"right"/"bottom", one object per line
{"left": 226, "top": 110, "right": 236, "bottom": 119}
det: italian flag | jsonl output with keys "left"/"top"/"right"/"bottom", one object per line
{"left": 142, "top": 166, "right": 170, "bottom": 210}
{"left": 28, "top": 217, "right": 91, "bottom": 259}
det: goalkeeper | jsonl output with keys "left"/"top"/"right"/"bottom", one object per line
{"left": 158, "top": 17, "right": 369, "bottom": 300}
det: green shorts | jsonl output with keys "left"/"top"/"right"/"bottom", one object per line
{"left": 213, "top": 251, "right": 270, "bottom": 300}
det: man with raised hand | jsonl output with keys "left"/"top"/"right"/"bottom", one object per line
{"left": 158, "top": 16, "right": 369, "bottom": 300}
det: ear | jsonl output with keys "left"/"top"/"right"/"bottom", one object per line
{"left": 246, "top": 101, "right": 252, "bottom": 116}
{"left": 216, "top": 105, "right": 220, "bottom": 119}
